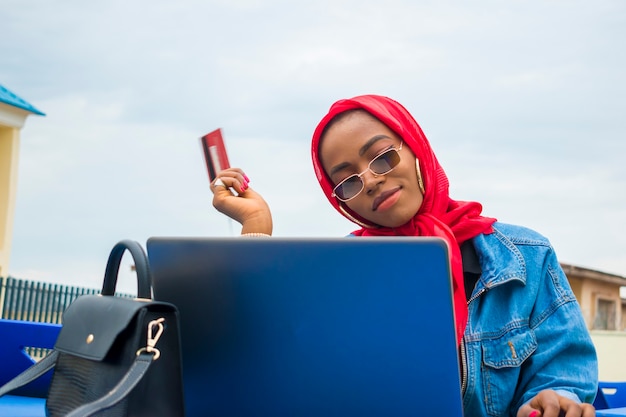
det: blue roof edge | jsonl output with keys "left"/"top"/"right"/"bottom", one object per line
{"left": 0, "top": 84, "right": 45, "bottom": 116}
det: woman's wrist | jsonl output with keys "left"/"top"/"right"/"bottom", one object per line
{"left": 240, "top": 212, "right": 273, "bottom": 236}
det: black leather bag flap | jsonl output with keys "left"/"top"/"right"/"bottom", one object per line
{"left": 54, "top": 295, "right": 174, "bottom": 361}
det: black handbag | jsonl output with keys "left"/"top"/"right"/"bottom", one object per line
{"left": 0, "top": 240, "right": 185, "bottom": 417}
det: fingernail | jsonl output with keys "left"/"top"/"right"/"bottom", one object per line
{"left": 529, "top": 411, "right": 539, "bottom": 417}
{"left": 244, "top": 174, "right": 250, "bottom": 182}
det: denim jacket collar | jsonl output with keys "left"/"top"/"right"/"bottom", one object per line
{"left": 472, "top": 224, "right": 527, "bottom": 292}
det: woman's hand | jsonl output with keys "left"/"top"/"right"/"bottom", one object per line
{"left": 211, "top": 168, "right": 273, "bottom": 235}
{"left": 517, "top": 389, "right": 595, "bottom": 417}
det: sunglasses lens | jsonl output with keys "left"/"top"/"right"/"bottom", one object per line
{"left": 370, "top": 149, "right": 401, "bottom": 174}
{"left": 334, "top": 177, "right": 363, "bottom": 201}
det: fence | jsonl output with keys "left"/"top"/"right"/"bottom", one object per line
{"left": 0, "top": 276, "right": 133, "bottom": 360}
{"left": 0, "top": 276, "right": 133, "bottom": 324}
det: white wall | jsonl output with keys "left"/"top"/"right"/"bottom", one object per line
{"left": 591, "top": 331, "right": 626, "bottom": 381}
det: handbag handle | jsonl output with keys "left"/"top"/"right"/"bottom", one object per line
{"left": 101, "top": 240, "right": 152, "bottom": 299}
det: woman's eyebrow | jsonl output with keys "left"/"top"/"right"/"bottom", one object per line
{"left": 358, "top": 135, "right": 392, "bottom": 156}
{"left": 329, "top": 162, "right": 350, "bottom": 177}
{"left": 329, "top": 134, "right": 393, "bottom": 177}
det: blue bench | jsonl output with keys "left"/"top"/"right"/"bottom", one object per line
{"left": 599, "top": 382, "right": 626, "bottom": 409}
{"left": 595, "top": 381, "right": 626, "bottom": 416}
{"left": 0, "top": 319, "right": 60, "bottom": 416}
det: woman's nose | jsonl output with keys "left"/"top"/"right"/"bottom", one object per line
{"left": 362, "top": 170, "right": 383, "bottom": 194}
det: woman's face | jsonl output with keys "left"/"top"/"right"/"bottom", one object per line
{"left": 319, "top": 110, "right": 424, "bottom": 228}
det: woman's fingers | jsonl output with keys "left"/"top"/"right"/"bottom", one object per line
{"left": 211, "top": 168, "right": 250, "bottom": 194}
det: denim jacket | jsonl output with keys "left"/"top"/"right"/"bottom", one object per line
{"left": 462, "top": 222, "right": 598, "bottom": 417}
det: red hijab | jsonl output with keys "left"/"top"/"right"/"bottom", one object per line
{"left": 311, "top": 95, "right": 496, "bottom": 343}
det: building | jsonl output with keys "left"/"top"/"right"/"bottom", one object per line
{"left": 563, "top": 262, "right": 626, "bottom": 331}
{"left": 565, "top": 264, "right": 626, "bottom": 381}
{"left": 0, "top": 84, "right": 45, "bottom": 277}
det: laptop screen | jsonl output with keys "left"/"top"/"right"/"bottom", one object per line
{"left": 148, "top": 237, "right": 464, "bottom": 417}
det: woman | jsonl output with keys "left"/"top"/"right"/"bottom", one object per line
{"left": 211, "top": 95, "right": 598, "bottom": 417}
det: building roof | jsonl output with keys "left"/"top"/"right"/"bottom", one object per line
{"left": 0, "top": 84, "right": 45, "bottom": 116}
{"left": 561, "top": 262, "right": 626, "bottom": 287}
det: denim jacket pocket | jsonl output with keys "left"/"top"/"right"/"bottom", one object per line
{"left": 481, "top": 326, "right": 537, "bottom": 416}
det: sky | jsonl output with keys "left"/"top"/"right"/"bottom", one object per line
{"left": 1, "top": 0, "right": 625, "bottom": 294}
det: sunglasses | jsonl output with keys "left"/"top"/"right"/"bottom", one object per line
{"left": 331, "top": 142, "right": 403, "bottom": 202}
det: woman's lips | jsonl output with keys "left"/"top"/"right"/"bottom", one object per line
{"left": 372, "top": 187, "right": 401, "bottom": 211}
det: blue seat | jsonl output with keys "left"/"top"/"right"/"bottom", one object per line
{"left": 0, "top": 395, "right": 46, "bottom": 417}
{"left": 596, "top": 381, "right": 626, "bottom": 409}
{"left": 0, "top": 319, "right": 61, "bottom": 398}
{"left": 595, "top": 386, "right": 611, "bottom": 410}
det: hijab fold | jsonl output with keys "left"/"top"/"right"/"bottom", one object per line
{"left": 311, "top": 95, "right": 497, "bottom": 343}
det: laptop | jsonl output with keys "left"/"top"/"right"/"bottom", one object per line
{"left": 147, "top": 237, "right": 464, "bottom": 417}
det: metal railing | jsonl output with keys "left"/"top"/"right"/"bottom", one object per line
{"left": 0, "top": 276, "right": 132, "bottom": 324}
{"left": 0, "top": 276, "right": 133, "bottom": 360}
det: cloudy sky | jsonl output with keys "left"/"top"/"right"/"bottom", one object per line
{"left": 2, "top": 0, "right": 625, "bottom": 293}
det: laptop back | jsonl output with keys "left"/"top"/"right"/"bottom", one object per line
{"left": 148, "top": 237, "right": 463, "bottom": 417}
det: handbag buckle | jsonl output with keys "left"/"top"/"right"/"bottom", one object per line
{"left": 136, "top": 317, "right": 165, "bottom": 360}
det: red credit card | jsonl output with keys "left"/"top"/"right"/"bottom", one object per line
{"left": 200, "top": 128, "right": 230, "bottom": 182}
